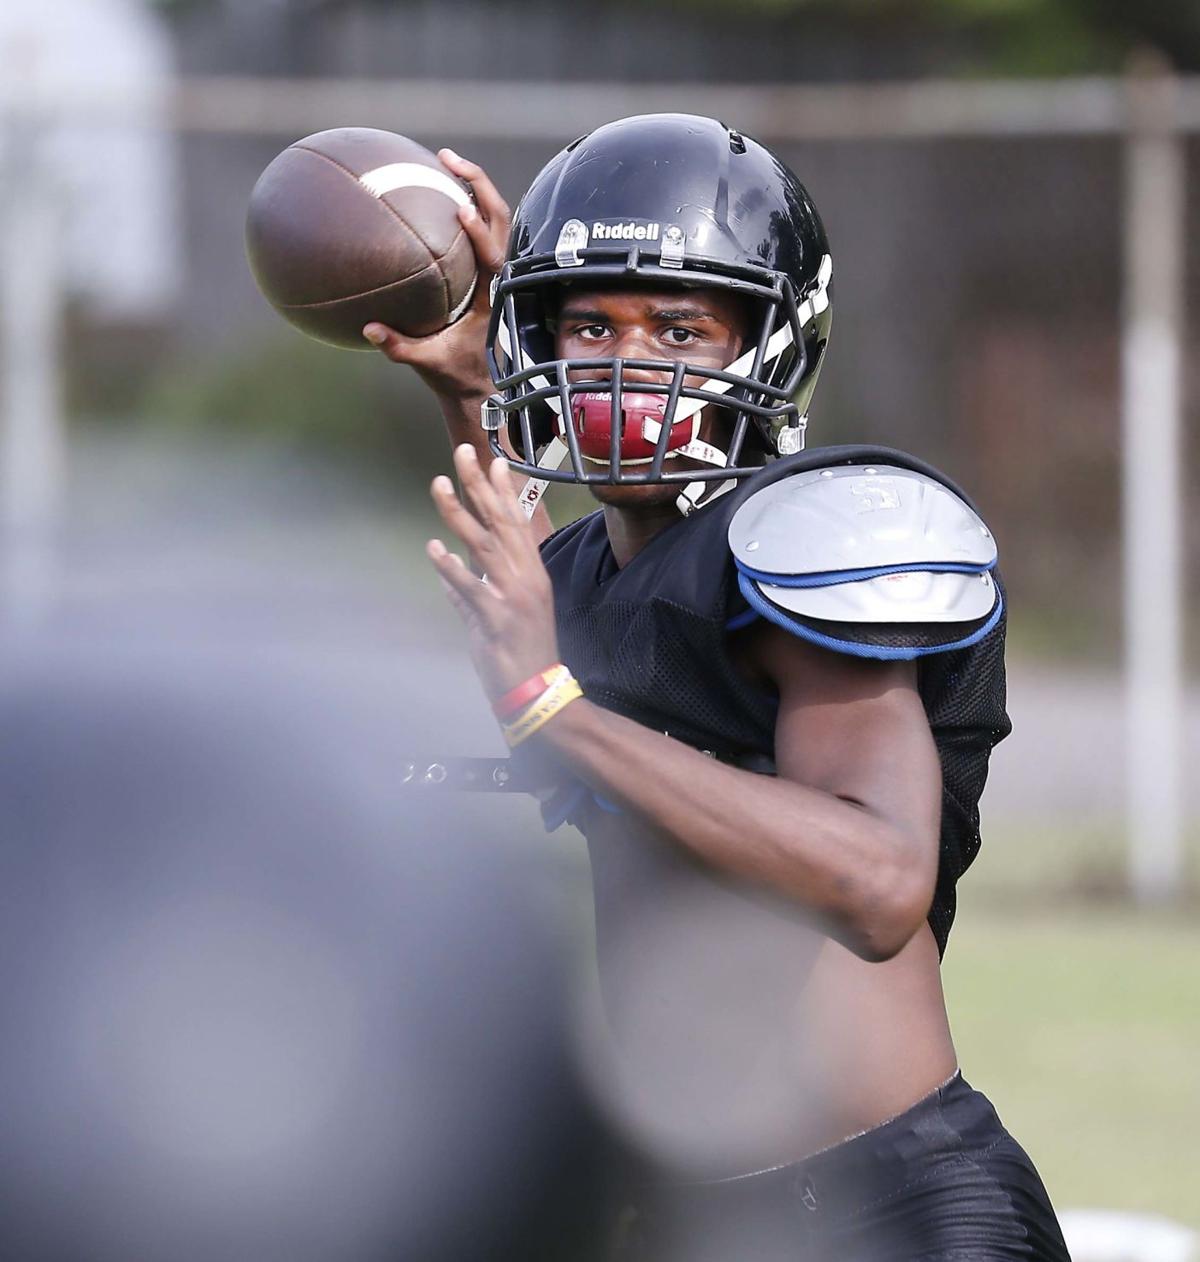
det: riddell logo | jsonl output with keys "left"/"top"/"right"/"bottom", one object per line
{"left": 592, "top": 221, "right": 661, "bottom": 241}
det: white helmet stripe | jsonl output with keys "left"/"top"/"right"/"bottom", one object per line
{"left": 497, "top": 315, "right": 563, "bottom": 416}
{"left": 806, "top": 254, "right": 834, "bottom": 320}
{"left": 669, "top": 323, "right": 794, "bottom": 425}
{"left": 665, "top": 252, "right": 831, "bottom": 425}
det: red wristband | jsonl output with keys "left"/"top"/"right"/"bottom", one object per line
{"left": 492, "top": 664, "right": 568, "bottom": 721}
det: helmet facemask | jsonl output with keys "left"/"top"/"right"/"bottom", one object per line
{"left": 484, "top": 248, "right": 832, "bottom": 517}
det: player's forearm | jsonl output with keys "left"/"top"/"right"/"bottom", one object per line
{"left": 535, "top": 699, "right": 934, "bottom": 961}
{"left": 434, "top": 387, "right": 494, "bottom": 462}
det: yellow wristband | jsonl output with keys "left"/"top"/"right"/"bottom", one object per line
{"left": 501, "top": 674, "right": 583, "bottom": 747}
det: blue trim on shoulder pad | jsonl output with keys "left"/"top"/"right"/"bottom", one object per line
{"left": 734, "top": 559, "right": 993, "bottom": 588}
{"left": 736, "top": 574, "right": 1005, "bottom": 660}
{"left": 725, "top": 606, "right": 759, "bottom": 631}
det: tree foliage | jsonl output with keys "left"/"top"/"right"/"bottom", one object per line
{"left": 642, "top": 0, "right": 1200, "bottom": 72}
{"left": 148, "top": 0, "right": 1200, "bottom": 72}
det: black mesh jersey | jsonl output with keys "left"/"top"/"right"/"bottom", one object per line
{"left": 539, "top": 446, "right": 1012, "bottom": 956}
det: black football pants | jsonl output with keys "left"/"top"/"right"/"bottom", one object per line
{"left": 610, "top": 1073, "right": 1072, "bottom": 1261}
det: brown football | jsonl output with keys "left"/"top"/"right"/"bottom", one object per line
{"left": 245, "top": 128, "right": 477, "bottom": 350}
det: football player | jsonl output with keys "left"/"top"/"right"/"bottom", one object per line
{"left": 366, "top": 114, "right": 1070, "bottom": 1261}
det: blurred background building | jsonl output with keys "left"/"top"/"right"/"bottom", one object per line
{"left": 1, "top": 0, "right": 1197, "bottom": 1253}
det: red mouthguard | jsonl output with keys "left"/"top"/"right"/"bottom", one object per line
{"left": 569, "top": 391, "right": 691, "bottom": 461}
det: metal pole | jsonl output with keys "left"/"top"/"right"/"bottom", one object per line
{"left": 0, "top": 105, "right": 65, "bottom": 625}
{"left": 1121, "top": 52, "right": 1187, "bottom": 902}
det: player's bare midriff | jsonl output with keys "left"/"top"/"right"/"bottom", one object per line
{"left": 581, "top": 805, "right": 958, "bottom": 1178}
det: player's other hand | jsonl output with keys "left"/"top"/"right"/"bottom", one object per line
{"left": 427, "top": 445, "right": 559, "bottom": 701}
{"left": 363, "top": 150, "right": 508, "bottom": 402}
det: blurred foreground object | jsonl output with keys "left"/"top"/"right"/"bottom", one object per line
{"left": 0, "top": 433, "right": 605, "bottom": 1261}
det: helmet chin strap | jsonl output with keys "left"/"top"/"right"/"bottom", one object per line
{"left": 672, "top": 434, "right": 735, "bottom": 516}
{"left": 515, "top": 437, "right": 568, "bottom": 520}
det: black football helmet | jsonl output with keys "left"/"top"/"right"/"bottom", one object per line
{"left": 484, "top": 113, "right": 832, "bottom": 514}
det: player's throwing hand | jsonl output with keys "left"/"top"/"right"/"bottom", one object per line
{"left": 364, "top": 150, "right": 511, "bottom": 399}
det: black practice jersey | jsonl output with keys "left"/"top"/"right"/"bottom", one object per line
{"left": 539, "top": 446, "right": 1011, "bottom": 956}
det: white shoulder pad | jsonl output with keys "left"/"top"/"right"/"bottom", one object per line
{"left": 758, "top": 568, "right": 997, "bottom": 624}
{"left": 728, "top": 464, "right": 996, "bottom": 578}
{"left": 729, "top": 462, "right": 1002, "bottom": 655}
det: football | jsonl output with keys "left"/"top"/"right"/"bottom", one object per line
{"left": 245, "top": 127, "right": 477, "bottom": 350}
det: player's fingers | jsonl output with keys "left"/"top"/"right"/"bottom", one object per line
{"left": 440, "top": 149, "right": 511, "bottom": 230}
{"left": 458, "top": 451, "right": 542, "bottom": 584}
{"left": 487, "top": 454, "right": 542, "bottom": 558}
{"left": 362, "top": 322, "right": 423, "bottom": 360}
{"left": 432, "top": 473, "right": 510, "bottom": 576}
{"left": 442, "top": 150, "right": 510, "bottom": 270}
{"left": 429, "top": 550, "right": 469, "bottom": 610}
{"left": 431, "top": 471, "right": 517, "bottom": 583}
{"left": 452, "top": 444, "right": 502, "bottom": 527}
{"left": 427, "top": 540, "right": 489, "bottom": 619}
{"left": 451, "top": 445, "right": 524, "bottom": 561}
{"left": 456, "top": 203, "right": 505, "bottom": 277}
{"left": 488, "top": 454, "right": 526, "bottom": 520}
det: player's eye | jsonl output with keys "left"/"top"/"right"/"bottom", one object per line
{"left": 574, "top": 324, "right": 611, "bottom": 341}
{"left": 662, "top": 326, "right": 700, "bottom": 345}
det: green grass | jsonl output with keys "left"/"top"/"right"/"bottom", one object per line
{"left": 943, "top": 901, "right": 1200, "bottom": 1228}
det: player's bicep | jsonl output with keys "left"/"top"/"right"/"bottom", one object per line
{"left": 760, "top": 627, "right": 942, "bottom": 853}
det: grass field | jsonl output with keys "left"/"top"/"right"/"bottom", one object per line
{"left": 943, "top": 899, "right": 1200, "bottom": 1229}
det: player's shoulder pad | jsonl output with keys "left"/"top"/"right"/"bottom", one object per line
{"left": 727, "top": 453, "right": 1002, "bottom": 660}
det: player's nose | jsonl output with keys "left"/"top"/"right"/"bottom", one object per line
{"left": 619, "top": 365, "right": 673, "bottom": 386}
{"left": 608, "top": 328, "right": 673, "bottom": 384}
{"left": 607, "top": 347, "right": 673, "bottom": 388}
